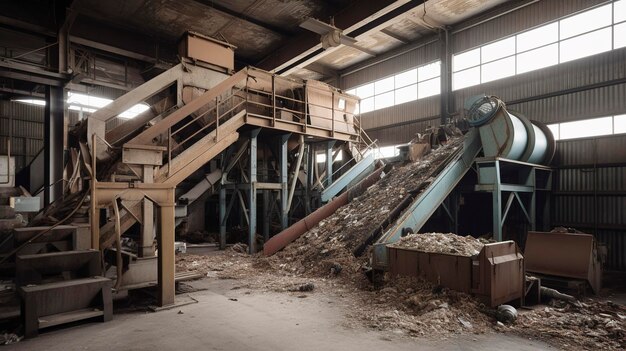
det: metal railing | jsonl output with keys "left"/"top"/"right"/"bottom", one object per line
{"left": 105, "top": 66, "right": 372, "bottom": 179}
{"left": 152, "top": 67, "right": 365, "bottom": 175}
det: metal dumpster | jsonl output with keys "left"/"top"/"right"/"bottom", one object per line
{"left": 388, "top": 240, "right": 524, "bottom": 307}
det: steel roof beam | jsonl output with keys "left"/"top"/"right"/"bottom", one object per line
{"left": 257, "top": 0, "right": 426, "bottom": 76}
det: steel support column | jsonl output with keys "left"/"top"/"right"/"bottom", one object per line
{"left": 280, "top": 134, "right": 290, "bottom": 229}
{"left": 491, "top": 162, "right": 503, "bottom": 242}
{"left": 219, "top": 187, "right": 226, "bottom": 249}
{"left": 158, "top": 190, "right": 176, "bottom": 306}
{"left": 262, "top": 190, "right": 270, "bottom": 241}
{"left": 326, "top": 140, "right": 335, "bottom": 187}
{"left": 248, "top": 129, "right": 261, "bottom": 253}
{"left": 305, "top": 144, "right": 313, "bottom": 214}
{"left": 140, "top": 165, "right": 155, "bottom": 257}
{"left": 440, "top": 28, "right": 452, "bottom": 124}
{"left": 44, "top": 86, "right": 64, "bottom": 204}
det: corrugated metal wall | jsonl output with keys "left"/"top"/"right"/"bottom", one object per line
{"left": 359, "top": 96, "right": 440, "bottom": 131}
{"left": 340, "top": 41, "right": 441, "bottom": 145}
{"left": 457, "top": 48, "right": 626, "bottom": 122}
{"left": 366, "top": 116, "right": 439, "bottom": 146}
{"left": 343, "top": 0, "right": 624, "bottom": 142}
{"left": 0, "top": 101, "right": 44, "bottom": 171}
{"left": 339, "top": 0, "right": 626, "bottom": 270}
{"left": 341, "top": 41, "right": 441, "bottom": 88}
{"left": 553, "top": 136, "right": 626, "bottom": 270}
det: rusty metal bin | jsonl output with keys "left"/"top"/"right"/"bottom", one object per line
{"left": 525, "top": 231, "right": 602, "bottom": 294}
{"left": 471, "top": 241, "right": 524, "bottom": 307}
{"left": 388, "top": 247, "right": 472, "bottom": 293}
{"left": 388, "top": 240, "right": 524, "bottom": 307}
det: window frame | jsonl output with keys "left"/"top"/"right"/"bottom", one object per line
{"left": 548, "top": 114, "right": 626, "bottom": 141}
{"left": 452, "top": 1, "right": 626, "bottom": 91}
{"left": 345, "top": 60, "right": 442, "bottom": 114}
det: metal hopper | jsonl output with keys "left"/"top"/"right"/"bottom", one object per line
{"left": 525, "top": 231, "right": 602, "bottom": 294}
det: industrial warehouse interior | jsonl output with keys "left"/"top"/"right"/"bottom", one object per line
{"left": 0, "top": 0, "right": 625, "bottom": 350}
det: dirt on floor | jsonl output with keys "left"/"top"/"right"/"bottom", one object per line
{"left": 176, "top": 139, "right": 625, "bottom": 351}
{"left": 177, "top": 249, "right": 625, "bottom": 350}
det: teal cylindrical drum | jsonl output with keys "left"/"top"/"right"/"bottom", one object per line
{"left": 465, "top": 95, "right": 555, "bottom": 165}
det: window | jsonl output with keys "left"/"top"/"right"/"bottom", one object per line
{"left": 559, "top": 27, "right": 612, "bottom": 63}
{"left": 374, "top": 77, "right": 394, "bottom": 95}
{"left": 481, "top": 56, "right": 516, "bottom": 83}
{"left": 516, "top": 44, "right": 559, "bottom": 74}
{"left": 516, "top": 23, "right": 558, "bottom": 52}
{"left": 481, "top": 37, "right": 515, "bottom": 63}
{"left": 548, "top": 114, "right": 626, "bottom": 140}
{"left": 316, "top": 151, "right": 343, "bottom": 163}
{"left": 355, "top": 83, "right": 374, "bottom": 98}
{"left": 395, "top": 84, "right": 417, "bottom": 104}
{"left": 13, "top": 92, "right": 149, "bottom": 118}
{"left": 418, "top": 62, "right": 441, "bottom": 81}
{"left": 364, "top": 144, "right": 402, "bottom": 159}
{"left": 453, "top": 48, "right": 480, "bottom": 72}
{"left": 558, "top": 117, "right": 612, "bottom": 139}
{"left": 375, "top": 91, "right": 394, "bottom": 110}
{"left": 453, "top": 67, "right": 480, "bottom": 90}
{"left": 452, "top": 1, "right": 626, "bottom": 91}
{"left": 614, "top": 114, "right": 626, "bottom": 133}
{"left": 616, "top": 0, "right": 626, "bottom": 23}
{"left": 360, "top": 97, "right": 374, "bottom": 114}
{"left": 13, "top": 99, "right": 45, "bottom": 106}
{"left": 547, "top": 124, "right": 560, "bottom": 140}
{"left": 559, "top": 4, "right": 612, "bottom": 40}
{"left": 615, "top": 22, "right": 626, "bottom": 49}
{"left": 346, "top": 60, "right": 441, "bottom": 114}
{"left": 394, "top": 68, "right": 417, "bottom": 88}
{"left": 337, "top": 98, "right": 346, "bottom": 110}
{"left": 418, "top": 78, "right": 440, "bottom": 99}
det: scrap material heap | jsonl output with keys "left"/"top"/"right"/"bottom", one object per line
{"left": 268, "top": 136, "right": 464, "bottom": 277}
{"left": 389, "top": 233, "right": 486, "bottom": 257}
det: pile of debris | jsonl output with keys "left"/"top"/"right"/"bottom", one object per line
{"left": 341, "top": 276, "right": 494, "bottom": 337}
{"left": 176, "top": 248, "right": 625, "bottom": 349}
{"left": 389, "top": 233, "right": 486, "bottom": 257}
{"left": 267, "top": 138, "right": 464, "bottom": 277}
{"left": 517, "top": 300, "right": 625, "bottom": 350}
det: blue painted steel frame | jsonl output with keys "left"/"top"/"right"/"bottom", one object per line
{"left": 321, "top": 153, "right": 375, "bottom": 202}
{"left": 372, "top": 129, "right": 482, "bottom": 270}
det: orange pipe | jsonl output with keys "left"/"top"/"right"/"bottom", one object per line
{"left": 263, "top": 164, "right": 384, "bottom": 256}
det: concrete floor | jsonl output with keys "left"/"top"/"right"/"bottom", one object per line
{"left": 6, "top": 278, "right": 553, "bottom": 351}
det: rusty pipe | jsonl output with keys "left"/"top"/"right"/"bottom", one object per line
{"left": 264, "top": 162, "right": 385, "bottom": 256}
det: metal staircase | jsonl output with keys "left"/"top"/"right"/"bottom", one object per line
{"left": 78, "top": 61, "right": 367, "bottom": 305}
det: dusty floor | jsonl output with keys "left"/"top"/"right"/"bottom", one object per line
{"left": 5, "top": 277, "right": 551, "bottom": 351}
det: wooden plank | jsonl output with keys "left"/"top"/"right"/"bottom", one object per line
{"left": 130, "top": 68, "right": 248, "bottom": 145}
{"left": 158, "top": 199, "right": 176, "bottom": 306}
{"left": 89, "top": 65, "right": 182, "bottom": 122}
{"left": 38, "top": 308, "right": 104, "bottom": 329}
{"left": 123, "top": 144, "right": 167, "bottom": 151}
{"left": 20, "top": 276, "right": 111, "bottom": 292}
